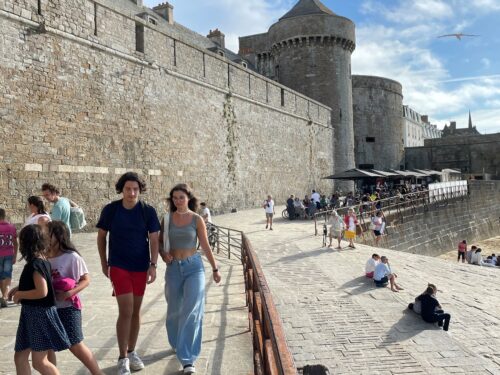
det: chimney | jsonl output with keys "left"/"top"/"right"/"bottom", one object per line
{"left": 450, "top": 121, "right": 456, "bottom": 131}
{"left": 207, "top": 29, "right": 225, "bottom": 49}
{"left": 153, "top": 2, "right": 174, "bottom": 25}
{"left": 131, "top": 0, "right": 143, "bottom": 6}
{"left": 421, "top": 115, "right": 429, "bottom": 124}
{"left": 468, "top": 110, "right": 473, "bottom": 129}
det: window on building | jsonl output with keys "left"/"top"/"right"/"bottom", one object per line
{"left": 281, "top": 88, "right": 285, "bottom": 106}
{"left": 135, "top": 23, "right": 145, "bottom": 53}
{"left": 366, "top": 137, "right": 375, "bottom": 143}
{"left": 38, "top": 0, "right": 42, "bottom": 15}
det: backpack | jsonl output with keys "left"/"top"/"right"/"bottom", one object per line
{"left": 69, "top": 206, "right": 87, "bottom": 230}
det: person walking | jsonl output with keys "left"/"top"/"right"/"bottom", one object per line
{"left": 47, "top": 221, "right": 102, "bottom": 374}
{"left": 457, "top": 240, "right": 467, "bottom": 263}
{"left": 0, "top": 208, "right": 17, "bottom": 308}
{"left": 96, "top": 172, "right": 160, "bottom": 375}
{"left": 23, "top": 196, "right": 51, "bottom": 228}
{"left": 42, "top": 183, "right": 72, "bottom": 235}
{"left": 328, "top": 210, "right": 345, "bottom": 249}
{"left": 10, "top": 224, "right": 71, "bottom": 375}
{"left": 343, "top": 209, "right": 358, "bottom": 248}
{"left": 159, "top": 183, "right": 221, "bottom": 374}
{"left": 263, "top": 195, "right": 275, "bottom": 230}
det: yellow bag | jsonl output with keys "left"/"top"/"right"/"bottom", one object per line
{"left": 345, "top": 230, "right": 356, "bottom": 239}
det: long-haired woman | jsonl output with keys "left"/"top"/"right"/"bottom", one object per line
{"left": 159, "top": 183, "right": 221, "bottom": 374}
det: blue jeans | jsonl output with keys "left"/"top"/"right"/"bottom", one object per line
{"left": 165, "top": 253, "right": 205, "bottom": 366}
{"left": 0, "top": 256, "right": 13, "bottom": 280}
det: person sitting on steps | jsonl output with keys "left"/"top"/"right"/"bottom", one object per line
{"left": 373, "top": 256, "right": 403, "bottom": 292}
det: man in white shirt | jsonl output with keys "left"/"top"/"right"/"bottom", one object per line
{"left": 200, "top": 202, "right": 212, "bottom": 224}
{"left": 365, "top": 253, "right": 380, "bottom": 278}
{"left": 374, "top": 256, "right": 403, "bottom": 292}
{"left": 311, "top": 190, "right": 321, "bottom": 208}
{"left": 263, "top": 195, "right": 275, "bottom": 230}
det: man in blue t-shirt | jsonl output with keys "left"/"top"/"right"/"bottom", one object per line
{"left": 42, "top": 183, "right": 72, "bottom": 235}
{"left": 96, "top": 172, "right": 160, "bottom": 375}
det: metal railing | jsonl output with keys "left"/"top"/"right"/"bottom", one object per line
{"left": 313, "top": 184, "right": 469, "bottom": 237}
{"left": 210, "top": 224, "right": 297, "bottom": 374}
{"left": 210, "top": 224, "right": 243, "bottom": 260}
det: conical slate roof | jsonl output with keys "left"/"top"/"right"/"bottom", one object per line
{"left": 279, "top": 0, "right": 335, "bottom": 20}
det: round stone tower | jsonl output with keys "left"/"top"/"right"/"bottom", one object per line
{"left": 268, "top": 0, "right": 356, "bottom": 191}
{"left": 352, "top": 75, "right": 404, "bottom": 170}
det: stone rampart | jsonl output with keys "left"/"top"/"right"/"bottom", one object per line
{"left": 368, "top": 181, "right": 500, "bottom": 256}
{"left": 0, "top": 0, "right": 333, "bottom": 226}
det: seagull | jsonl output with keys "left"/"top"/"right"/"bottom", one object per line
{"left": 437, "top": 33, "right": 480, "bottom": 40}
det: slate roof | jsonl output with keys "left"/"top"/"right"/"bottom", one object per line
{"left": 279, "top": 0, "right": 335, "bottom": 21}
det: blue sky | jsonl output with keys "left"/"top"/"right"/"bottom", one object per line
{"left": 144, "top": 0, "right": 500, "bottom": 133}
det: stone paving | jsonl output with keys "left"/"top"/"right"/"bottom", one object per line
{"left": 215, "top": 206, "right": 500, "bottom": 374}
{"left": 0, "top": 234, "right": 253, "bottom": 375}
{"left": 2, "top": 207, "right": 500, "bottom": 374}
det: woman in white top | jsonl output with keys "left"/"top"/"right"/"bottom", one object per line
{"left": 328, "top": 210, "right": 345, "bottom": 249}
{"left": 23, "top": 196, "right": 51, "bottom": 228}
{"left": 263, "top": 195, "right": 275, "bottom": 230}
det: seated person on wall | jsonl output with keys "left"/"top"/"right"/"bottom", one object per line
{"left": 415, "top": 284, "right": 451, "bottom": 331}
{"left": 465, "top": 245, "right": 477, "bottom": 264}
{"left": 293, "top": 198, "right": 305, "bottom": 219}
{"left": 373, "top": 256, "right": 403, "bottom": 292}
{"left": 471, "top": 248, "right": 484, "bottom": 265}
{"left": 306, "top": 199, "right": 317, "bottom": 218}
{"left": 365, "top": 253, "right": 380, "bottom": 278}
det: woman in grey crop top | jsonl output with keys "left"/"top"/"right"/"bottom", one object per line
{"left": 159, "top": 183, "right": 221, "bottom": 374}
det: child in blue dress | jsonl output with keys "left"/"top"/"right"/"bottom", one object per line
{"left": 9, "top": 224, "right": 70, "bottom": 375}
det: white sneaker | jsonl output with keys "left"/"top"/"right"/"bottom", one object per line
{"left": 117, "top": 357, "right": 131, "bottom": 375}
{"left": 183, "top": 364, "right": 196, "bottom": 374}
{"left": 128, "top": 351, "right": 145, "bottom": 371}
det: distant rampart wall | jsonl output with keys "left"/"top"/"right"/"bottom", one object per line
{"left": 368, "top": 181, "right": 500, "bottom": 256}
{"left": 0, "top": 0, "right": 333, "bottom": 226}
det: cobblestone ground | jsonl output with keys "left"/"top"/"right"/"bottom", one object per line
{"left": 215, "top": 207, "right": 500, "bottom": 375}
{"left": 0, "top": 233, "right": 253, "bottom": 375}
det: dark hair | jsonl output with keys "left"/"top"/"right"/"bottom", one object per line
{"left": 0, "top": 208, "right": 5, "bottom": 220}
{"left": 28, "top": 196, "right": 47, "bottom": 215}
{"left": 424, "top": 283, "right": 437, "bottom": 295}
{"left": 462, "top": 240, "right": 466, "bottom": 244}
{"left": 115, "top": 172, "right": 147, "bottom": 194}
{"left": 48, "top": 221, "right": 79, "bottom": 255}
{"left": 200, "top": 202, "right": 206, "bottom": 207}
{"left": 168, "top": 183, "right": 198, "bottom": 212}
{"left": 372, "top": 253, "right": 379, "bottom": 258}
{"left": 19, "top": 225, "right": 47, "bottom": 262}
{"left": 41, "top": 183, "right": 59, "bottom": 195}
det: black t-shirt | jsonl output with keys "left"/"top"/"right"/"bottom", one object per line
{"left": 18, "top": 258, "right": 56, "bottom": 307}
{"left": 417, "top": 293, "right": 439, "bottom": 320}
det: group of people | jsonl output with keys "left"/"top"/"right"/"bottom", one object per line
{"left": 1, "top": 172, "right": 220, "bottom": 375}
{"left": 285, "top": 190, "right": 331, "bottom": 220}
{"left": 365, "top": 254, "right": 451, "bottom": 331}
{"left": 457, "top": 240, "right": 499, "bottom": 267}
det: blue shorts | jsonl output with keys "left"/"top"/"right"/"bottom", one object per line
{"left": 0, "top": 256, "right": 13, "bottom": 280}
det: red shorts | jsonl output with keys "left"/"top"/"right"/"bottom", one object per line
{"left": 109, "top": 266, "right": 148, "bottom": 297}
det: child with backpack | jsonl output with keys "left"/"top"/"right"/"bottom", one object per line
{"left": 46, "top": 221, "right": 102, "bottom": 374}
{"left": 9, "top": 224, "right": 70, "bottom": 374}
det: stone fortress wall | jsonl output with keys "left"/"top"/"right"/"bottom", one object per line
{"left": 0, "top": 0, "right": 334, "bottom": 226}
{"left": 372, "top": 181, "right": 500, "bottom": 256}
{"left": 352, "top": 75, "right": 404, "bottom": 170}
{"left": 239, "top": 5, "right": 356, "bottom": 191}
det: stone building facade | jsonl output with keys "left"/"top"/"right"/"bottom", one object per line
{"left": 239, "top": 0, "right": 356, "bottom": 189}
{"left": 405, "top": 133, "right": 500, "bottom": 179}
{"left": 352, "top": 75, "right": 404, "bottom": 170}
{"left": 0, "top": 0, "right": 334, "bottom": 225}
